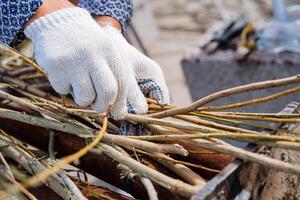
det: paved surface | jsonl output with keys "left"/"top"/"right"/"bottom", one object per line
{"left": 148, "top": 31, "right": 198, "bottom": 106}
{"left": 142, "top": 0, "right": 270, "bottom": 106}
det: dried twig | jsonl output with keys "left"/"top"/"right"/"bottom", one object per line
{"left": 147, "top": 152, "right": 206, "bottom": 186}
{"left": 22, "top": 116, "right": 108, "bottom": 189}
{"left": 200, "top": 111, "right": 300, "bottom": 123}
{"left": 0, "top": 169, "right": 37, "bottom": 200}
{"left": 0, "top": 135, "right": 76, "bottom": 200}
{"left": 140, "top": 176, "right": 159, "bottom": 200}
{"left": 96, "top": 143, "right": 200, "bottom": 198}
{"left": 199, "top": 85, "right": 300, "bottom": 111}
{"left": 48, "top": 131, "right": 87, "bottom": 200}
{"left": 0, "top": 108, "right": 189, "bottom": 156}
{"left": 149, "top": 74, "right": 300, "bottom": 118}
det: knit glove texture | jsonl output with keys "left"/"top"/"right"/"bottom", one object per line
{"left": 102, "top": 26, "right": 170, "bottom": 115}
{"left": 100, "top": 26, "right": 170, "bottom": 135}
{"left": 25, "top": 7, "right": 149, "bottom": 119}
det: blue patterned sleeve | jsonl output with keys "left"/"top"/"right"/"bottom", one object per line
{"left": 78, "top": 0, "right": 133, "bottom": 30}
{"left": 0, "top": 0, "right": 42, "bottom": 47}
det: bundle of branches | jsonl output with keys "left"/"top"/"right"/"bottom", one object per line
{"left": 0, "top": 42, "right": 300, "bottom": 200}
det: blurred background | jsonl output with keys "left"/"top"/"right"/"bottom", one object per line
{"left": 128, "top": 0, "right": 299, "bottom": 108}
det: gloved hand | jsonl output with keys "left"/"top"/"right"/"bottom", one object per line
{"left": 24, "top": 7, "right": 151, "bottom": 119}
{"left": 101, "top": 26, "right": 170, "bottom": 114}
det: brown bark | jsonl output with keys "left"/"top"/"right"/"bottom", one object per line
{"left": 240, "top": 111, "right": 300, "bottom": 200}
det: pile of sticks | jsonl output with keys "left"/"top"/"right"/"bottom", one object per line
{"left": 0, "top": 42, "right": 300, "bottom": 200}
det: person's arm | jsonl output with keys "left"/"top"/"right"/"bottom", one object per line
{"left": 77, "top": 0, "right": 133, "bottom": 31}
{"left": 26, "top": 0, "right": 74, "bottom": 27}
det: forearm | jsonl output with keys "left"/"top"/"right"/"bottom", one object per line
{"left": 77, "top": 0, "right": 133, "bottom": 31}
{"left": 56, "top": 0, "right": 123, "bottom": 30}
{"left": 26, "top": 0, "right": 74, "bottom": 27}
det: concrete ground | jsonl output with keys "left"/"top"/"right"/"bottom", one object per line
{"left": 148, "top": 31, "right": 199, "bottom": 106}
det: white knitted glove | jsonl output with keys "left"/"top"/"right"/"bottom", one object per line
{"left": 102, "top": 26, "right": 170, "bottom": 114}
{"left": 24, "top": 8, "right": 145, "bottom": 119}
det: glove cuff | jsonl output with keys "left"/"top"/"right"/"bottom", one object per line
{"left": 102, "top": 25, "right": 125, "bottom": 42}
{"left": 25, "top": 7, "right": 92, "bottom": 40}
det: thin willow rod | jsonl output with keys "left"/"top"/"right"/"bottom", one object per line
{"left": 96, "top": 143, "right": 200, "bottom": 198}
{"left": 125, "top": 114, "right": 235, "bottom": 134}
{"left": 149, "top": 74, "right": 300, "bottom": 118}
{"left": 125, "top": 146, "right": 220, "bottom": 173}
{"left": 8, "top": 101, "right": 296, "bottom": 177}
{"left": 192, "top": 138, "right": 300, "bottom": 175}
{"left": 0, "top": 90, "right": 78, "bottom": 125}
{"left": 19, "top": 73, "right": 44, "bottom": 80}
{"left": 200, "top": 111, "right": 300, "bottom": 123}
{"left": 152, "top": 153, "right": 206, "bottom": 187}
{"left": 66, "top": 107, "right": 261, "bottom": 134}
{"left": 16, "top": 89, "right": 119, "bottom": 132}
{"left": 198, "top": 85, "right": 300, "bottom": 111}
{"left": 193, "top": 112, "right": 289, "bottom": 132}
{"left": 53, "top": 108, "right": 232, "bottom": 134}
{"left": 21, "top": 116, "right": 107, "bottom": 189}
{"left": 127, "top": 133, "right": 300, "bottom": 151}
{"left": 140, "top": 176, "right": 159, "bottom": 200}
{"left": 175, "top": 115, "right": 258, "bottom": 134}
{"left": 149, "top": 100, "right": 300, "bottom": 125}
{"left": 210, "top": 111, "right": 300, "bottom": 118}
{"left": 0, "top": 42, "right": 46, "bottom": 76}
{"left": 144, "top": 124, "right": 300, "bottom": 175}
{"left": 0, "top": 152, "right": 13, "bottom": 177}
{"left": 0, "top": 73, "right": 55, "bottom": 101}
{"left": 0, "top": 135, "right": 75, "bottom": 200}
{"left": 148, "top": 101, "right": 287, "bottom": 132}
{"left": 0, "top": 108, "right": 189, "bottom": 156}
{"left": 127, "top": 133, "right": 300, "bottom": 143}
{"left": 8, "top": 67, "right": 35, "bottom": 77}
{"left": 129, "top": 146, "right": 205, "bottom": 187}
{"left": 0, "top": 169, "right": 38, "bottom": 200}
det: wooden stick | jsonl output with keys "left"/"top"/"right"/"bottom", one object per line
{"left": 210, "top": 111, "right": 300, "bottom": 118}
{"left": 0, "top": 169, "right": 38, "bottom": 200}
{"left": 127, "top": 133, "right": 300, "bottom": 143}
{"left": 193, "top": 112, "right": 288, "bottom": 131}
{"left": 199, "top": 85, "right": 300, "bottom": 111}
{"left": 96, "top": 143, "right": 200, "bottom": 198}
{"left": 185, "top": 138, "right": 300, "bottom": 175}
{"left": 48, "top": 131, "right": 87, "bottom": 200}
{"left": 140, "top": 177, "right": 159, "bottom": 200}
{"left": 1, "top": 104, "right": 300, "bottom": 178}
{"left": 22, "top": 117, "right": 108, "bottom": 189}
{"left": 200, "top": 111, "right": 300, "bottom": 123}
{"left": 0, "top": 152, "right": 13, "bottom": 178}
{"left": 145, "top": 125, "right": 300, "bottom": 176}
{"left": 175, "top": 115, "right": 258, "bottom": 134}
{"left": 149, "top": 74, "right": 300, "bottom": 118}
{"left": 0, "top": 90, "right": 78, "bottom": 125}
{"left": 0, "top": 136, "right": 76, "bottom": 200}
{"left": 125, "top": 146, "right": 220, "bottom": 173}
{"left": 156, "top": 156, "right": 205, "bottom": 187}
{"left": 0, "top": 42, "right": 46, "bottom": 76}
{"left": 125, "top": 114, "right": 227, "bottom": 133}
{"left": 105, "top": 135, "right": 188, "bottom": 156}
{"left": 0, "top": 108, "right": 188, "bottom": 156}
{"left": 0, "top": 73, "right": 56, "bottom": 101}
{"left": 143, "top": 151, "right": 206, "bottom": 187}
{"left": 128, "top": 133, "right": 300, "bottom": 151}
